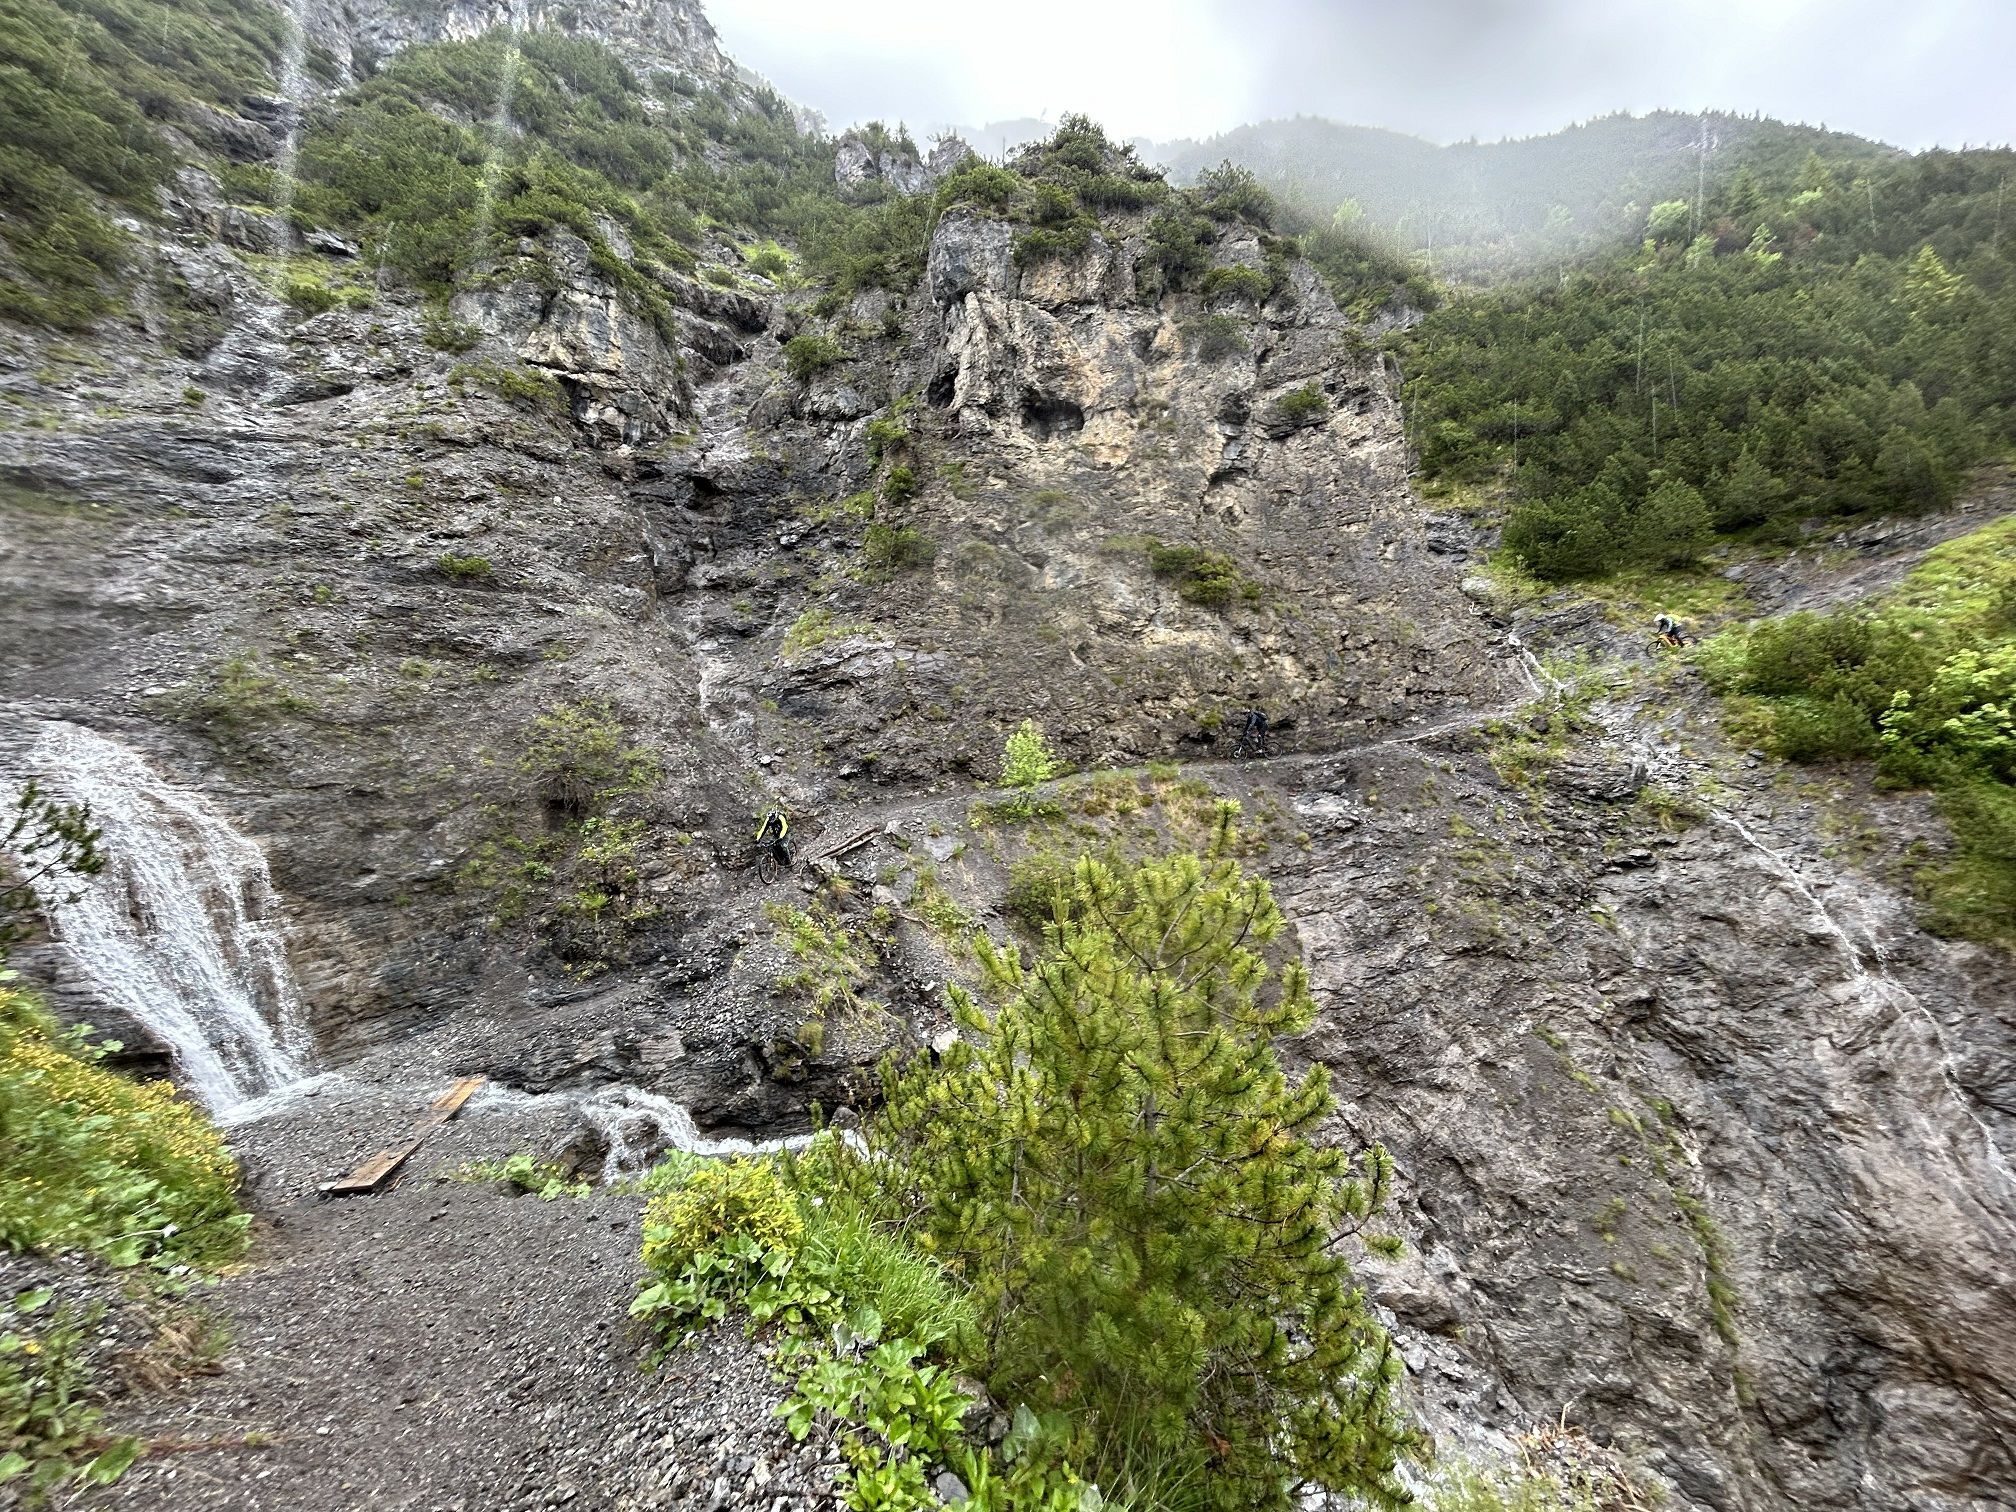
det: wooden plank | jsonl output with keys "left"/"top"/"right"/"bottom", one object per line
{"left": 813, "top": 826, "right": 879, "bottom": 863}
{"left": 319, "top": 1077, "right": 486, "bottom": 1197}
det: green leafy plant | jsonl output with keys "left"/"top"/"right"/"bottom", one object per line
{"left": 0, "top": 1291, "right": 143, "bottom": 1502}
{"left": 998, "top": 720, "right": 1060, "bottom": 798}
{"left": 436, "top": 553, "right": 494, "bottom": 581}
{"left": 1271, "top": 382, "right": 1330, "bottom": 429}
{"left": 863, "top": 523, "right": 935, "bottom": 576}
{"left": 1144, "top": 541, "right": 1261, "bottom": 609}
{"left": 452, "top": 1153, "right": 589, "bottom": 1199}
{"left": 0, "top": 983, "right": 249, "bottom": 1271}
{"left": 784, "top": 331, "right": 849, "bottom": 382}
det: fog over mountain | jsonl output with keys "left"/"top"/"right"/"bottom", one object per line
{"left": 708, "top": 0, "right": 2015, "bottom": 150}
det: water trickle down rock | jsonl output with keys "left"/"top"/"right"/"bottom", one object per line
{"left": 25, "top": 722, "right": 312, "bottom": 1117}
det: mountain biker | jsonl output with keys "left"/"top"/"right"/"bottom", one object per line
{"left": 1654, "top": 614, "right": 1689, "bottom": 648}
{"left": 756, "top": 807, "right": 790, "bottom": 867}
{"left": 1237, "top": 707, "right": 1269, "bottom": 756}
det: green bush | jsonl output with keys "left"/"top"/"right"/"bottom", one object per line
{"left": 1003, "top": 853, "right": 1074, "bottom": 935}
{"left": 865, "top": 821, "right": 1411, "bottom": 1510}
{"left": 1145, "top": 541, "right": 1260, "bottom": 609}
{"left": 1185, "top": 313, "right": 1249, "bottom": 361}
{"left": 1200, "top": 265, "right": 1270, "bottom": 303}
{"left": 0, "top": 983, "right": 247, "bottom": 1271}
{"left": 436, "top": 553, "right": 494, "bottom": 581}
{"left": 879, "top": 464, "right": 918, "bottom": 505}
{"left": 784, "top": 331, "right": 849, "bottom": 382}
{"left": 2, "top": 1291, "right": 143, "bottom": 1501}
{"left": 1273, "top": 382, "right": 1330, "bottom": 429}
{"left": 1195, "top": 161, "right": 1275, "bottom": 227}
{"left": 745, "top": 239, "right": 793, "bottom": 280}
{"left": 449, "top": 361, "right": 564, "bottom": 412}
{"left": 936, "top": 159, "right": 1021, "bottom": 212}
{"left": 280, "top": 271, "right": 339, "bottom": 316}
{"left": 999, "top": 720, "right": 1060, "bottom": 793}
{"left": 862, "top": 523, "right": 934, "bottom": 576}
{"left": 864, "top": 416, "right": 910, "bottom": 465}
{"left": 421, "top": 306, "right": 483, "bottom": 352}
{"left": 1706, "top": 516, "right": 2016, "bottom": 945}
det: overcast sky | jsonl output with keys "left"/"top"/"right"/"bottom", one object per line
{"left": 703, "top": 0, "right": 2014, "bottom": 151}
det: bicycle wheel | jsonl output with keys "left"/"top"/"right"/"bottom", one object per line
{"left": 755, "top": 847, "right": 779, "bottom": 885}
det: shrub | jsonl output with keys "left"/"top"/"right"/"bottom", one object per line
{"left": 1880, "top": 644, "right": 2016, "bottom": 782}
{"left": 999, "top": 720, "right": 1060, "bottom": 792}
{"left": 864, "top": 820, "right": 1411, "bottom": 1510}
{"left": 0, "top": 984, "right": 247, "bottom": 1270}
{"left": 784, "top": 331, "right": 849, "bottom": 383}
{"left": 280, "top": 270, "right": 339, "bottom": 316}
{"left": 1200, "top": 264, "right": 1270, "bottom": 304}
{"left": 1196, "top": 160, "right": 1275, "bottom": 227}
{"left": 1764, "top": 694, "right": 1880, "bottom": 764}
{"left": 1185, "top": 313, "right": 1249, "bottom": 361}
{"left": 936, "top": 159, "right": 1021, "bottom": 212}
{"left": 436, "top": 553, "right": 493, "bottom": 581}
{"left": 745, "top": 239, "right": 793, "bottom": 280}
{"left": 517, "top": 699, "right": 658, "bottom": 821}
{"left": 421, "top": 306, "right": 483, "bottom": 352}
{"left": 449, "top": 361, "right": 564, "bottom": 412}
{"left": 453, "top": 1153, "right": 588, "bottom": 1199}
{"left": 863, "top": 416, "right": 910, "bottom": 465}
{"left": 879, "top": 464, "right": 918, "bottom": 505}
{"left": 1273, "top": 382, "right": 1330, "bottom": 429}
{"left": 1003, "top": 853, "right": 1074, "bottom": 935}
{"left": 782, "top": 607, "right": 875, "bottom": 657}
{"left": 1, "top": 1291, "right": 143, "bottom": 1499}
{"left": 1145, "top": 541, "right": 1259, "bottom": 609}
{"left": 640, "top": 1157, "right": 802, "bottom": 1280}
{"left": 862, "top": 523, "right": 935, "bottom": 576}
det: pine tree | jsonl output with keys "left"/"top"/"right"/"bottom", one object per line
{"left": 865, "top": 807, "right": 1410, "bottom": 1511}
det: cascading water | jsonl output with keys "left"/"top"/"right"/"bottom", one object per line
{"left": 268, "top": 0, "right": 312, "bottom": 245}
{"left": 475, "top": 0, "right": 531, "bottom": 247}
{"left": 576, "top": 1084, "right": 813, "bottom": 1182}
{"left": 22, "top": 723, "right": 312, "bottom": 1118}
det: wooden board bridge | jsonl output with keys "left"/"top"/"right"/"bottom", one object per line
{"left": 319, "top": 1077, "right": 486, "bottom": 1197}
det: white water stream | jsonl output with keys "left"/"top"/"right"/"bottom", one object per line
{"left": 575, "top": 1083, "right": 813, "bottom": 1181}
{"left": 267, "top": 0, "right": 312, "bottom": 245}
{"left": 474, "top": 1, "right": 531, "bottom": 248}
{"left": 23, "top": 723, "right": 312, "bottom": 1118}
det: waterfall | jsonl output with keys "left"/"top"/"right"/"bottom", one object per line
{"left": 268, "top": 0, "right": 312, "bottom": 245}
{"left": 22, "top": 723, "right": 312, "bottom": 1118}
{"left": 475, "top": 3, "right": 531, "bottom": 250}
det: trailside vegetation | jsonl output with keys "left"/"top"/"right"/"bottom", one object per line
{"left": 1, "top": 780, "right": 247, "bottom": 1501}
{"left": 1399, "top": 148, "right": 2016, "bottom": 579}
{"left": 630, "top": 815, "right": 1411, "bottom": 1511}
{"left": 1700, "top": 514, "right": 2016, "bottom": 945}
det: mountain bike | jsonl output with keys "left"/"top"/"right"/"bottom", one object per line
{"left": 1232, "top": 726, "right": 1270, "bottom": 761}
{"left": 754, "top": 837, "right": 788, "bottom": 884}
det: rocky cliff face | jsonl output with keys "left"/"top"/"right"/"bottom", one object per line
{"left": 2, "top": 3, "right": 2013, "bottom": 1508}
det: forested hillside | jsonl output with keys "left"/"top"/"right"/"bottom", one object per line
{"left": 1155, "top": 110, "right": 1896, "bottom": 281}
{"left": 1397, "top": 148, "right": 2016, "bottom": 578}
